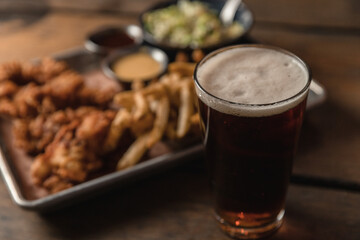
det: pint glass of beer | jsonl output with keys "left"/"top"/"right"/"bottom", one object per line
{"left": 193, "top": 45, "right": 311, "bottom": 239}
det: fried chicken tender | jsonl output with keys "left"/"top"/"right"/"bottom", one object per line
{"left": 0, "top": 59, "right": 121, "bottom": 193}
{"left": 76, "top": 109, "right": 116, "bottom": 152}
{"left": 41, "top": 70, "right": 83, "bottom": 105}
{"left": 29, "top": 107, "right": 118, "bottom": 193}
{"left": 0, "top": 80, "right": 18, "bottom": 97}
{"left": 34, "top": 58, "right": 68, "bottom": 84}
{"left": 43, "top": 175, "right": 74, "bottom": 194}
{"left": 0, "top": 58, "right": 67, "bottom": 85}
{"left": 13, "top": 109, "right": 72, "bottom": 154}
{"left": 0, "top": 61, "right": 26, "bottom": 84}
{"left": 0, "top": 98, "right": 17, "bottom": 117}
{"left": 31, "top": 120, "right": 86, "bottom": 189}
{"left": 76, "top": 85, "right": 115, "bottom": 108}
{"left": 13, "top": 83, "right": 42, "bottom": 118}
{"left": 13, "top": 107, "right": 110, "bottom": 155}
{"left": 0, "top": 59, "right": 116, "bottom": 118}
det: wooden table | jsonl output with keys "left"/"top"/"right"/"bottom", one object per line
{"left": 0, "top": 0, "right": 359, "bottom": 239}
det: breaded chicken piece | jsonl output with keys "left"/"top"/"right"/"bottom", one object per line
{"left": 0, "top": 58, "right": 67, "bottom": 85}
{"left": 0, "top": 80, "right": 18, "bottom": 97}
{"left": 33, "top": 58, "right": 68, "bottom": 84}
{"left": 0, "top": 59, "right": 116, "bottom": 118}
{"left": 13, "top": 109, "right": 73, "bottom": 154}
{"left": 12, "top": 83, "right": 42, "bottom": 118}
{"left": 30, "top": 108, "right": 116, "bottom": 193}
{"left": 0, "top": 58, "right": 121, "bottom": 193}
{"left": 0, "top": 98, "right": 17, "bottom": 117}
{"left": 76, "top": 109, "right": 116, "bottom": 151}
{"left": 0, "top": 61, "right": 26, "bottom": 84}
{"left": 12, "top": 107, "right": 109, "bottom": 154}
{"left": 41, "top": 70, "right": 84, "bottom": 107}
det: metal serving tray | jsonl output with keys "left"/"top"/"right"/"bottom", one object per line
{"left": 0, "top": 47, "right": 326, "bottom": 212}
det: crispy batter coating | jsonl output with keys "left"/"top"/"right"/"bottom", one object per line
{"left": 0, "top": 80, "right": 18, "bottom": 97}
{"left": 0, "top": 98, "right": 17, "bottom": 117}
{"left": 13, "top": 107, "right": 113, "bottom": 155}
{"left": 0, "top": 59, "right": 120, "bottom": 193}
{"left": 34, "top": 58, "right": 68, "bottom": 84}
{"left": 0, "top": 61, "right": 25, "bottom": 84}
{"left": 30, "top": 108, "right": 116, "bottom": 193}
{"left": 0, "top": 58, "right": 66, "bottom": 85}
{"left": 75, "top": 109, "right": 115, "bottom": 152}
{"left": 0, "top": 59, "right": 115, "bottom": 118}
{"left": 14, "top": 108, "right": 75, "bottom": 154}
{"left": 41, "top": 70, "right": 84, "bottom": 105}
{"left": 13, "top": 83, "right": 42, "bottom": 118}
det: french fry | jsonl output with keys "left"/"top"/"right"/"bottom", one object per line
{"left": 141, "top": 81, "right": 166, "bottom": 99}
{"left": 165, "top": 120, "right": 177, "bottom": 140}
{"left": 113, "top": 91, "right": 134, "bottom": 110}
{"left": 176, "top": 80, "right": 193, "bottom": 138}
{"left": 190, "top": 113, "right": 200, "bottom": 126}
{"left": 146, "top": 95, "right": 158, "bottom": 112}
{"left": 114, "top": 60, "right": 202, "bottom": 171}
{"left": 116, "top": 132, "right": 149, "bottom": 170}
{"left": 103, "top": 109, "right": 131, "bottom": 153}
{"left": 147, "top": 96, "right": 170, "bottom": 148}
{"left": 175, "top": 51, "right": 189, "bottom": 62}
{"left": 130, "top": 112, "right": 154, "bottom": 137}
{"left": 160, "top": 73, "right": 181, "bottom": 107}
{"left": 169, "top": 71, "right": 182, "bottom": 82}
{"left": 133, "top": 92, "right": 148, "bottom": 121}
{"left": 191, "top": 49, "right": 205, "bottom": 63}
{"left": 168, "top": 62, "right": 196, "bottom": 77}
{"left": 131, "top": 79, "right": 144, "bottom": 91}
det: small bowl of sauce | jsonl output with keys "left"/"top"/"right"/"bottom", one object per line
{"left": 85, "top": 25, "right": 143, "bottom": 55}
{"left": 103, "top": 46, "right": 168, "bottom": 88}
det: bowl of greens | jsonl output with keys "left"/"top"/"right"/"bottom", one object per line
{"left": 140, "top": 0, "right": 253, "bottom": 52}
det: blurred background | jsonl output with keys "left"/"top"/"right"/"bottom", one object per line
{"left": 1, "top": 0, "right": 359, "bottom": 60}
{"left": 1, "top": 0, "right": 359, "bottom": 121}
{"left": 0, "top": 1, "right": 359, "bottom": 239}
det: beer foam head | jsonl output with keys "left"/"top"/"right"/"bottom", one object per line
{"left": 195, "top": 45, "right": 311, "bottom": 117}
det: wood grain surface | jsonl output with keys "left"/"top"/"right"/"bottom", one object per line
{"left": 1, "top": 163, "right": 360, "bottom": 240}
{"left": 0, "top": 0, "right": 359, "bottom": 239}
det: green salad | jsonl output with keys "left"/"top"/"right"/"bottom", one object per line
{"left": 143, "top": 0, "right": 244, "bottom": 48}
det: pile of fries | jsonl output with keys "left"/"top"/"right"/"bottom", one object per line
{"left": 112, "top": 61, "right": 200, "bottom": 170}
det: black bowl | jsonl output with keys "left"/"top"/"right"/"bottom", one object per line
{"left": 85, "top": 25, "right": 143, "bottom": 55}
{"left": 139, "top": 0, "right": 254, "bottom": 54}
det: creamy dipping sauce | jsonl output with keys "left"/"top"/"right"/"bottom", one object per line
{"left": 112, "top": 53, "right": 161, "bottom": 82}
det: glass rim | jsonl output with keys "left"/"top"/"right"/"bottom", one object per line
{"left": 193, "top": 44, "right": 312, "bottom": 108}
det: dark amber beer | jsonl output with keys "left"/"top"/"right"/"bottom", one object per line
{"left": 194, "top": 45, "right": 311, "bottom": 239}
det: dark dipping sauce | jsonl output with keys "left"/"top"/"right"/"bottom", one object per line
{"left": 90, "top": 28, "right": 135, "bottom": 48}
